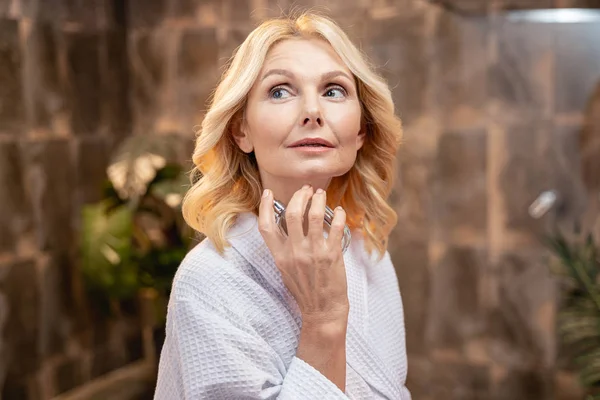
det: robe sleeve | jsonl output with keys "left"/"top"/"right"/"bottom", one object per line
{"left": 154, "top": 297, "right": 350, "bottom": 399}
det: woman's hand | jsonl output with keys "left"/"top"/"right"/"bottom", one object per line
{"left": 258, "top": 185, "right": 350, "bottom": 327}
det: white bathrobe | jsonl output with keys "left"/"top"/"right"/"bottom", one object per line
{"left": 154, "top": 212, "right": 411, "bottom": 399}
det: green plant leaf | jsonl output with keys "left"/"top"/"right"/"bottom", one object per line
{"left": 579, "top": 356, "right": 600, "bottom": 386}
{"left": 546, "top": 232, "right": 600, "bottom": 394}
{"left": 81, "top": 201, "right": 137, "bottom": 299}
{"left": 546, "top": 230, "right": 600, "bottom": 396}
{"left": 150, "top": 168, "right": 190, "bottom": 209}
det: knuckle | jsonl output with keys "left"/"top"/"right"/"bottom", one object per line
{"left": 308, "top": 210, "right": 323, "bottom": 224}
{"left": 272, "top": 254, "right": 285, "bottom": 266}
{"left": 302, "top": 253, "right": 313, "bottom": 263}
{"left": 258, "top": 221, "right": 271, "bottom": 234}
{"left": 331, "top": 220, "right": 345, "bottom": 231}
{"left": 294, "top": 187, "right": 310, "bottom": 199}
{"left": 298, "top": 254, "right": 312, "bottom": 266}
{"left": 315, "top": 252, "right": 334, "bottom": 267}
{"left": 276, "top": 247, "right": 296, "bottom": 264}
{"left": 285, "top": 210, "right": 302, "bottom": 223}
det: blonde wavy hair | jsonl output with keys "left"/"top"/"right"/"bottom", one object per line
{"left": 182, "top": 12, "right": 403, "bottom": 259}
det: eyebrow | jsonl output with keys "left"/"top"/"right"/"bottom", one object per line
{"left": 260, "top": 69, "right": 353, "bottom": 83}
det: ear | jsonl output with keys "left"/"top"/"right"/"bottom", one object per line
{"left": 231, "top": 116, "right": 254, "bottom": 154}
{"left": 356, "top": 128, "right": 366, "bottom": 150}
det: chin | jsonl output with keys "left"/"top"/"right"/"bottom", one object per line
{"left": 292, "top": 166, "right": 352, "bottom": 180}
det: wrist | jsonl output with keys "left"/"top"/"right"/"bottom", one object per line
{"left": 301, "top": 317, "right": 348, "bottom": 342}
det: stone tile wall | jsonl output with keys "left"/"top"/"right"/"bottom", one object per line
{"left": 0, "top": 0, "right": 140, "bottom": 398}
{"left": 1, "top": 0, "right": 599, "bottom": 398}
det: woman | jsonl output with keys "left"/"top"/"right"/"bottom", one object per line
{"left": 154, "top": 12, "right": 410, "bottom": 400}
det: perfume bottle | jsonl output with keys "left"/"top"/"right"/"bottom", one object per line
{"left": 273, "top": 199, "right": 351, "bottom": 254}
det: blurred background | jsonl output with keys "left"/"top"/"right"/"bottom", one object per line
{"left": 1, "top": 0, "right": 600, "bottom": 399}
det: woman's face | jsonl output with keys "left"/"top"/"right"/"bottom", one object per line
{"left": 235, "top": 38, "right": 364, "bottom": 204}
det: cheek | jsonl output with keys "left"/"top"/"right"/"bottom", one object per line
{"left": 326, "top": 104, "right": 362, "bottom": 144}
{"left": 247, "top": 103, "right": 297, "bottom": 148}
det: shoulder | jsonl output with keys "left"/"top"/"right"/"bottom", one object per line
{"left": 169, "top": 238, "right": 251, "bottom": 304}
{"left": 350, "top": 231, "right": 393, "bottom": 271}
{"left": 355, "top": 236, "right": 399, "bottom": 291}
{"left": 371, "top": 246, "right": 397, "bottom": 280}
{"left": 168, "top": 237, "right": 278, "bottom": 319}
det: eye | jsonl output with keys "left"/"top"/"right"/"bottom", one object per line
{"left": 324, "top": 85, "right": 347, "bottom": 99}
{"left": 269, "top": 86, "right": 292, "bottom": 100}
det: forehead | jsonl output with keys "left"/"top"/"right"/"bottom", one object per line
{"left": 260, "top": 38, "right": 351, "bottom": 76}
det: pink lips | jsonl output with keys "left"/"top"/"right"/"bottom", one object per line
{"left": 288, "top": 137, "right": 335, "bottom": 148}
{"left": 291, "top": 146, "right": 333, "bottom": 153}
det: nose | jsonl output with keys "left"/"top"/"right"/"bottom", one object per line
{"left": 302, "top": 114, "right": 323, "bottom": 127}
{"left": 300, "top": 96, "right": 324, "bottom": 128}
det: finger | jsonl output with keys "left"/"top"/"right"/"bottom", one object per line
{"left": 326, "top": 206, "right": 346, "bottom": 251}
{"left": 285, "top": 185, "right": 313, "bottom": 241}
{"left": 258, "top": 189, "right": 284, "bottom": 249}
{"left": 308, "top": 188, "right": 326, "bottom": 242}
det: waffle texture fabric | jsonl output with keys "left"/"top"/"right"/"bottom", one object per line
{"left": 154, "top": 212, "right": 411, "bottom": 399}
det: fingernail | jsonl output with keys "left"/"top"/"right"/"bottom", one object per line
{"left": 262, "top": 189, "right": 270, "bottom": 198}
{"left": 335, "top": 206, "right": 343, "bottom": 212}
{"left": 302, "top": 184, "right": 311, "bottom": 190}
{"left": 316, "top": 188, "right": 324, "bottom": 194}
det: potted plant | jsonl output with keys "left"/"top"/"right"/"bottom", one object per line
{"left": 80, "top": 133, "right": 196, "bottom": 363}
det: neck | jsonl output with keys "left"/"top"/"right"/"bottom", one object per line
{"left": 261, "top": 175, "right": 332, "bottom": 206}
